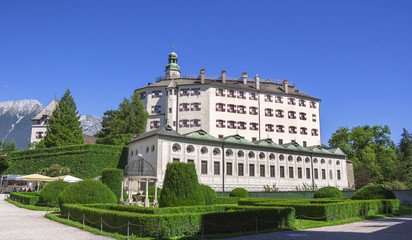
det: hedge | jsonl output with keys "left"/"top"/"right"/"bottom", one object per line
{"left": 101, "top": 168, "right": 123, "bottom": 202}
{"left": 60, "top": 204, "right": 294, "bottom": 238}
{"left": 314, "top": 187, "right": 343, "bottom": 199}
{"left": 39, "top": 180, "right": 70, "bottom": 205}
{"left": 352, "top": 185, "right": 396, "bottom": 200}
{"left": 200, "top": 184, "right": 217, "bottom": 205}
{"left": 243, "top": 198, "right": 400, "bottom": 221}
{"left": 10, "top": 192, "right": 39, "bottom": 205}
{"left": 1, "top": 144, "right": 128, "bottom": 179}
{"left": 216, "top": 197, "right": 239, "bottom": 205}
{"left": 229, "top": 188, "right": 249, "bottom": 198}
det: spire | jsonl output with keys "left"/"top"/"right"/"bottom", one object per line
{"left": 165, "top": 47, "right": 181, "bottom": 79}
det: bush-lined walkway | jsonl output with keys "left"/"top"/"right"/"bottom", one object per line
{"left": 0, "top": 194, "right": 113, "bottom": 240}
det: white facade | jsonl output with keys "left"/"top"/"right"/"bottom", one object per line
{"left": 128, "top": 128, "right": 349, "bottom": 191}
{"left": 30, "top": 99, "right": 58, "bottom": 145}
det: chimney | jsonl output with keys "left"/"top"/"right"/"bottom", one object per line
{"left": 242, "top": 72, "right": 248, "bottom": 85}
{"left": 255, "top": 74, "right": 260, "bottom": 90}
{"left": 283, "top": 79, "right": 289, "bottom": 94}
{"left": 221, "top": 70, "right": 226, "bottom": 83}
{"left": 200, "top": 69, "right": 205, "bottom": 84}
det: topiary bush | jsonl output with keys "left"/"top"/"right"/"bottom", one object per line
{"left": 352, "top": 185, "right": 396, "bottom": 200}
{"left": 58, "top": 179, "right": 117, "bottom": 209}
{"left": 229, "top": 188, "right": 249, "bottom": 198}
{"left": 39, "top": 180, "right": 71, "bottom": 205}
{"left": 101, "top": 168, "right": 123, "bottom": 202}
{"left": 159, "top": 162, "right": 205, "bottom": 207}
{"left": 313, "top": 187, "right": 343, "bottom": 199}
{"left": 200, "top": 184, "right": 217, "bottom": 205}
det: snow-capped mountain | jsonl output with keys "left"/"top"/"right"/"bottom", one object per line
{"left": 80, "top": 115, "right": 102, "bottom": 136}
{"left": 0, "top": 100, "right": 102, "bottom": 150}
{"left": 0, "top": 100, "right": 44, "bottom": 150}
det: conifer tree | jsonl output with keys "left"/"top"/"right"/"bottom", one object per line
{"left": 43, "top": 89, "right": 84, "bottom": 148}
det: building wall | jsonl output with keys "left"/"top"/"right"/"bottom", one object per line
{"left": 30, "top": 123, "right": 48, "bottom": 144}
{"left": 128, "top": 136, "right": 349, "bottom": 192}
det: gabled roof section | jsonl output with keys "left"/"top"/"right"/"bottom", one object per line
{"left": 129, "top": 125, "right": 183, "bottom": 143}
{"left": 166, "top": 80, "right": 177, "bottom": 88}
{"left": 306, "top": 145, "right": 334, "bottom": 154}
{"left": 32, "top": 99, "right": 59, "bottom": 120}
{"left": 185, "top": 129, "right": 221, "bottom": 141}
{"left": 222, "top": 134, "right": 255, "bottom": 146}
{"left": 282, "top": 142, "right": 311, "bottom": 152}
{"left": 325, "top": 147, "right": 346, "bottom": 156}
{"left": 255, "top": 138, "right": 285, "bottom": 149}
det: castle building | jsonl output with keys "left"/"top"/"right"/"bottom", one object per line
{"left": 128, "top": 50, "right": 355, "bottom": 191}
{"left": 30, "top": 99, "right": 59, "bottom": 145}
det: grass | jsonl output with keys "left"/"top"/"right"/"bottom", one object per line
{"left": 5, "top": 198, "right": 60, "bottom": 212}
{"left": 42, "top": 204, "right": 412, "bottom": 239}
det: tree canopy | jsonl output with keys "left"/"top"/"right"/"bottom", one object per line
{"left": 0, "top": 140, "right": 16, "bottom": 153}
{"left": 43, "top": 89, "right": 84, "bottom": 148}
{"left": 96, "top": 91, "right": 148, "bottom": 141}
{"left": 396, "top": 128, "right": 412, "bottom": 188}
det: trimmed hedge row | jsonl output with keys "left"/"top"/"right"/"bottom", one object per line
{"left": 241, "top": 198, "right": 400, "bottom": 221}
{"left": 39, "top": 180, "right": 70, "bottom": 205}
{"left": 2, "top": 145, "right": 128, "bottom": 179}
{"left": 10, "top": 192, "right": 39, "bottom": 205}
{"left": 60, "top": 204, "right": 295, "bottom": 238}
{"left": 216, "top": 197, "right": 239, "bottom": 205}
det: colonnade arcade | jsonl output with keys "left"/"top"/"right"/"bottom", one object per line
{"left": 121, "top": 157, "right": 158, "bottom": 207}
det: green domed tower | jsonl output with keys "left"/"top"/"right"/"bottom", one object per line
{"left": 165, "top": 47, "right": 180, "bottom": 79}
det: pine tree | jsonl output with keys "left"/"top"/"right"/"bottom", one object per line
{"left": 43, "top": 89, "right": 84, "bottom": 148}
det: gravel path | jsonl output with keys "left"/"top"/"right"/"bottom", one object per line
{"left": 0, "top": 195, "right": 113, "bottom": 240}
{"left": 222, "top": 214, "right": 412, "bottom": 240}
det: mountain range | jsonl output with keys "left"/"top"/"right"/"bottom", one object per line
{"left": 0, "top": 99, "right": 102, "bottom": 150}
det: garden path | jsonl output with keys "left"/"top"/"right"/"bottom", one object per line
{"left": 222, "top": 214, "right": 412, "bottom": 240}
{"left": 0, "top": 194, "right": 113, "bottom": 240}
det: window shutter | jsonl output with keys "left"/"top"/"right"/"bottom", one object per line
{"left": 150, "top": 121, "right": 154, "bottom": 129}
{"left": 151, "top": 106, "right": 154, "bottom": 114}
{"left": 223, "top": 104, "right": 226, "bottom": 111}
{"left": 190, "top": 120, "right": 194, "bottom": 127}
{"left": 249, "top": 107, "right": 252, "bottom": 114}
{"left": 222, "top": 120, "right": 226, "bottom": 128}
{"left": 179, "top": 104, "right": 183, "bottom": 111}
{"left": 223, "top": 89, "right": 226, "bottom": 96}
{"left": 179, "top": 120, "right": 183, "bottom": 127}
{"left": 191, "top": 90, "right": 194, "bottom": 96}
{"left": 216, "top": 89, "right": 219, "bottom": 96}
{"left": 216, "top": 104, "right": 219, "bottom": 111}
{"left": 198, "top": 119, "right": 201, "bottom": 126}
{"left": 191, "top": 103, "right": 194, "bottom": 111}
{"left": 199, "top": 103, "right": 201, "bottom": 111}
{"left": 159, "top": 92, "right": 163, "bottom": 97}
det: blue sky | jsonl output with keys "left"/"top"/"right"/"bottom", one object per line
{"left": 1, "top": 0, "right": 411, "bottom": 145}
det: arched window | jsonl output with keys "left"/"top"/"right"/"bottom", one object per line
{"left": 248, "top": 151, "right": 255, "bottom": 159}
{"left": 237, "top": 150, "right": 244, "bottom": 158}
{"left": 259, "top": 152, "right": 265, "bottom": 160}
{"left": 288, "top": 155, "right": 293, "bottom": 162}
{"left": 279, "top": 154, "right": 285, "bottom": 161}
{"left": 226, "top": 149, "right": 233, "bottom": 157}
{"left": 201, "top": 147, "right": 208, "bottom": 155}
{"left": 172, "top": 143, "right": 181, "bottom": 152}
{"left": 297, "top": 156, "right": 302, "bottom": 163}
{"left": 186, "top": 145, "right": 195, "bottom": 153}
{"left": 213, "top": 148, "right": 221, "bottom": 156}
{"left": 269, "top": 153, "right": 276, "bottom": 161}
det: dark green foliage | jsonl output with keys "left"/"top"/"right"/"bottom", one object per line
{"left": 313, "top": 187, "right": 343, "bottom": 199}
{"left": 0, "top": 140, "right": 16, "bottom": 153}
{"left": 142, "top": 186, "right": 162, "bottom": 198}
{"left": 1, "top": 144, "right": 127, "bottom": 179}
{"left": 58, "top": 179, "right": 117, "bottom": 209}
{"left": 44, "top": 89, "right": 84, "bottom": 148}
{"left": 96, "top": 91, "right": 148, "bottom": 138}
{"left": 10, "top": 192, "right": 39, "bottom": 205}
{"left": 200, "top": 184, "right": 217, "bottom": 205}
{"left": 159, "top": 162, "right": 204, "bottom": 207}
{"left": 83, "top": 204, "right": 226, "bottom": 214}
{"left": 216, "top": 197, "right": 239, "bottom": 205}
{"left": 101, "top": 168, "right": 123, "bottom": 202}
{"left": 239, "top": 197, "right": 399, "bottom": 221}
{"left": 39, "top": 164, "right": 70, "bottom": 177}
{"left": 95, "top": 134, "right": 132, "bottom": 146}
{"left": 352, "top": 185, "right": 396, "bottom": 200}
{"left": 39, "top": 180, "right": 70, "bottom": 205}
{"left": 60, "top": 204, "right": 294, "bottom": 238}
{"left": 229, "top": 188, "right": 249, "bottom": 198}
{"left": 396, "top": 129, "right": 412, "bottom": 188}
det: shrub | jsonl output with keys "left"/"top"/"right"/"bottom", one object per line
{"left": 39, "top": 180, "right": 70, "bottom": 205}
{"left": 200, "top": 184, "right": 217, "bottom": 205}
{"left": 159, "top": 162, "right": 204, "bottom": 207}
{"left": 229, "top": 188, "right": 249, "bottom": 198}
{"left": 96, "top": 134, "right": 133, "bottom": 146}
{"left": 216, "top": 197, "right": 239, "bottom": 205}
{"left": 58, "top": 179, "right": 117, "bottom": 209}
{"left": 313, "top": 187, "right": 343, "bottom": 199}
{"left": 142, "top": 186, "right": 162, "bottom": 198}
{"left": 2, "top": 144, "right": 128, "bottom": 179}
{"left": 101, "top": 168, "right": 123, "bottom": 202}
{"left": 10, "top": 192, "right": 39, "bottom": 205}
{"left": 352, "top": 185, "right": 396, "bottom": 200}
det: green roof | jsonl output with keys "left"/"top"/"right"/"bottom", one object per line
{"left": 326, "top": 147, "right": 346, "bottom": 156}
{"left": 185, "top": 130, "right": 221, "bottom": 141}
{"left": 222, "top": 134, "right": 255, "bottom": 146}
{"left": 282, "top": 142, "right": 311, "bottom": 152}
{"left": 256, "top": 139, "right": 285, "bottom": 149}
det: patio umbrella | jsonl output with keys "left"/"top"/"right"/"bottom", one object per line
{"left": 55, "top": 175, "right": 82, "bottom": 183}
{"left": 21, "top": 174, "right": 54, "bottom": 182}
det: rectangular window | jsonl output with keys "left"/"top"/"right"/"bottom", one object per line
{"left": 250, "top": 92, "right": 257, "bottom": 100}
{"left": 152, "top": 90, "right": 162, "bottom": 98}
{"left": 303, "top": 141, "right": 307, "bottom": 147}
{"left": 201, "top": 161, "right": 207, "bottom": 174}
{"left": 289, "top": 126, "right": 297, "bottom": 134}
{"left": 238, "top": 91, "right": 246, "bottom": 99}
{"left": 228, "top": 89, "right": 236, "bottom": 98}
{"left": 193, "top": 119, "right": 201, "bottom": 127}
{"left": 278, "top": 139, "right": 283, "bottom": 145}
{"left": 227, "top": 120, "right": 236, "bottom": 129}
{"left": 181, "top": 88, "right": 190, "bottom": 96}
{"left": 276, "top": 125, "right": 285, "bottom": 133}
{"left": 187, "top": 159, "right": 194, "bottom": 164}
{"left": 310, "top": 101, "right": 317, "bottom": 108}
{"left": 275, "top": 96, "right": 283, "bottom": 103}
{"left": 173, "top": 158, "right": 180, "bottom": 162}
{"left": 265, "top": 124, "right": 274, "bottom": 132}
{"left": 227, "top": 104, "right": 237, "bottom": 113}
{"left": 227, "top": 162, "right": 233, "bottom": 175}
{"left": 299, "top": 99, "right": 306, "bottom": 107}
{"left": 249, "top": 164, "right": 255, "bottom": 177}
{"left": 270, "top": 165, "right": 275, "bottom": 177}
{"left": 192, "top": 88, "right": 200, "bottom": 96}
{"left": 322, "top": 169, "right": 326, "bottom": 179}
{"left": 260, "top": 165, "right": 265, "bottom": 177}
{"left": 181, "top": 119, "right": 189, "bottom": 127}
{"left": 265, "top": 108, "right": 273, "bottom": 116}
{"left": 238, "top": 121, "right": 246, "bottom": 130}
{"left": 169, "top": 107, "right": 172, "bottom": 113}
{"left": 337, "top": 170, "right": 341, "bottom": 180}
{"left": 265, "top": 95, "right": 272, "bottom": 102}
{"left": 288, "top": 111, "right": 296, "bottom": 119}
{"left": 276, "top": 109, "right": 284, "bottom": 118}
{"left": 306, "top": 168, "right": 311, "bottom": 179}
{"left": 216, "top": 120, "right": 225, "bottom": 128}
{"left": 218, "top": 135, "right": 223, "bottom": 139}
{"left": 299, "top": 112, "right": 307, "bottom": 120}
{"left": 216, "top": 88, "right": 225, "bottom": 96}
{"left": 214, "top": 162, "right": 220, "bottom": 175}
{"left": 216, "top": 103, "right": 225, "bottom": 112}
{"left": 151, "top": 105, "right": 161, "bottom": 114}
{"left": 289, "top": 167, "right": 294, "bottom": 178}
{"left": 298, "top": 167, "right": 302, "bottom": 179}
{"left": 330, "top": 170, "right": 333, "bottom": 179}
{"left": 252, "top": 137, "right": 257, "bottom": 142}
{"left": 249, "top": 106, "right": 258, "bottom": 115}
{"left": 314, "top": 169, "right": 319, "bottom": 179}
{"left": 250, "top": 122, "right": 259, "bottom": 131}
{"left": 193, "top": 103, "right": 201, "bottom": 111}
{"left": 237, "top": 105, "right": 246, "bottom": 114}
{"left": 312, "top": 129, "right": 319, "bottom": 136}
{"left": 238, "top": 163, "right": 244, "bottom": 176}
{"left": 150, "top": 120, "right": 160, "bottom": 129}
{"left": 312, "top": 114, "right": 317, "bottom": 122}
{"left": 280, "top": 166, "right": 285, "bottom": 178}
{"left": 140, "top": 92, "right": 146, "bottom": 99}
{"left": 288, "top": 98, "right": 296, "bottom": 105}
{"left": 173, "top": 121, "right": 176, "bottom": 126}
